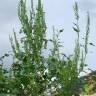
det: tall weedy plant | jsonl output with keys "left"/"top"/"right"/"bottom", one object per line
{"left": 9, "top": 0, "right": 48, "bottom": 95}
{"left": 0, "top": 0, "right": 90, "bottom": 96}
{"left": 46, "top": 2, "right": 90, "bottom": 96}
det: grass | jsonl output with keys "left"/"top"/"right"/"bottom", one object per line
{"left": 0, "top": 0, "right": 92, "bottom": 96}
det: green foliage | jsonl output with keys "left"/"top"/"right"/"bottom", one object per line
{"left": 0, "top": 0, "right": 91, "bottom": 96}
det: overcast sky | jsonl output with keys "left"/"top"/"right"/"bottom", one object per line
{"left": 0, "top": 0, "right": 96, "bottom": 73}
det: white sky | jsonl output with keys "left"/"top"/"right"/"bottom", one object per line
{"left": 0, "top": 0, "right": 96, "bottom": 72}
